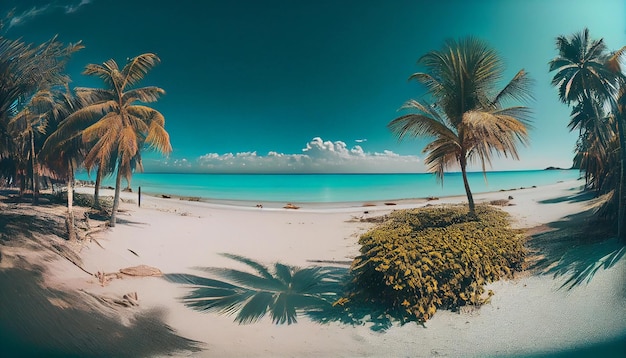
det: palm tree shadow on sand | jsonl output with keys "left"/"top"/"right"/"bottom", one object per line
{"left": 0, "top": 266, "right": 200, "bottom": 357}
{"left": 163, "top": 253, "right": 398, "bottom": 331}
{"left": 526, "top": 202, "right": 626, "bottom": 290}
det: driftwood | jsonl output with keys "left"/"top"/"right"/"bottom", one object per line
{"left": 95, "top": 265, "right": 162, "bottom": 286}
{"left": 119, "top": 265, "right": 162, "bottom": 277}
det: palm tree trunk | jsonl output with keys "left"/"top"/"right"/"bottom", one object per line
{"left": 616, "top": 112, "right": 626, "bottom": 242}
{"left": 94, "top": 163, "right": 102, "bottom": 208}
{"left": 110, "top": 159, "right": 123, "bottom": 227}
{"left": 30, "top": 130, "right": 39, "bottom": 205}
{"left": 66, "top": 160, "right": 76, "bottom": 242}
{"left": 19, "top": 173, "right": 25, "bottom": 197}
{"left": 460, "top": 158, "right": 475, "bottom": 215}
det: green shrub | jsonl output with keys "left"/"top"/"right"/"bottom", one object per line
{"left": 341, "top": 204, "right": 525, "bottom": 324}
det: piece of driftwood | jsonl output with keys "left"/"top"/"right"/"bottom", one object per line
{"left": 119, "top": 264, "right": 163, "bottom": 277}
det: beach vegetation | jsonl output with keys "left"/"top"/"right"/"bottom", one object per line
{"left": 341, "top": 204, "right": 525, "bottom": 324}
{"left": 549, "top": 28, "right": 626, "bottom": 241}
{"left": 164, "top": 253, "right": 346, "bottom": 325}
{"left": 0, "top": 35, "right": 82, "bottom": 200}
{"left": 54, "top": 53, "right": 172, "bottom": 226}
{"left": 389, "top": 37, "right": 533, "bottom": 215}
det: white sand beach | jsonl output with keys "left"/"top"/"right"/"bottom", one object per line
{"left": 35, "top": 179, "right": 626, "bottom": 357}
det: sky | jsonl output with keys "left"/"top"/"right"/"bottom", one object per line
{"left": 2, "top": 0, "right": 625, "bottom": 173}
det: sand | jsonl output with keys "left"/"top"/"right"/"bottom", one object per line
{"left": 8, "top": 179, "right": 626, "bottom": 357}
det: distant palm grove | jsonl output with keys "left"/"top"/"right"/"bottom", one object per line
{"left": 0, "top": 29, "right": 625, "bottom": 240}
{"left": 0, "top": 35, "right": 171, "bottom": 230}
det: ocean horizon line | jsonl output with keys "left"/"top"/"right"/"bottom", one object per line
{"left": 133, "top": 167, "right": 576, "bottom": 176}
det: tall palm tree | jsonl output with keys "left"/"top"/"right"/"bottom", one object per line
{"left": 41, "top": 89, "right": 88, "bottom": 241}
{"left": 164, "top": 253, "right": 346, "bottom": 325}
{"left": 8, "top": 90, "right": 57, "bottom": 203}
{"left": 0, "top": 35, "right": 82, "bottom": 190}
{"left": 607, "top": 47, "right": 626, "bottom": 242}
{"left": 59, "top": 53, "right": 172, "bottom": 226}
{"left": 388, "top": 37, "right": 533, "bottom": 214}
{"left": 549, "top": 29, "right": 625, "bottom": 241}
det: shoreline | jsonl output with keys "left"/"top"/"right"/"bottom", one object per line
{"left": 3, "top": 178, "right": 626, "bottom": 357}
{"left": 77, "top": 178, "right": 584, "bottom": 215}
{"left": 74, "top": 169, "right": 581, "bottom": 205}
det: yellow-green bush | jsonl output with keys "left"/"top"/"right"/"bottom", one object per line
{"left": 342, "top": 204, "right": 525, "bottom": 323}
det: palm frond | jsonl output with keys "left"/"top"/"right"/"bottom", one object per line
{"left": 121, "top": 53, "right": 161, "bottom": 89}
{"left": 389, "top": 100, "right": 456, "bottom": 141}
{"left": 123, "top": 87, "right": 165, "bottom": 104}
{"left": 492, "top": 69, "right": 534, "bottom": 106}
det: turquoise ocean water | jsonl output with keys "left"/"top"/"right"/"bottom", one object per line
{"left": 76, "top": 170, "right": 581, "bottom": 203}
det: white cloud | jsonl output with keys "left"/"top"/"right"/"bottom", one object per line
{"left": 355, "top": 139, "right": 367, "bottom": 143}
{"left": 65, "top": 0, "right": 92, "bottom": 14}
{"left": 7, "top": 1, "right": 93, "bottom": 29}
{"left": 156, "top": 137, "right": 423, "bottom": 173}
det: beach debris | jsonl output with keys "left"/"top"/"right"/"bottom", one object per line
{"left": 119, "top": 264, "right": 163, "bottom": 277}
{"left": 489, "top": 199, "right": 511, "bottom": 206}
{"left": 255, "top": 204, "right": 263, "bottom": 208}
{"left": 362, "top": 203, "right": 376, "bottom": 207}
{"left": 384, "top": 202, "right": 397, "bottom": 206}
{"left": 128, "top": 248, "right": 139, "bottom": 257}
{"left": 508, "top": 195, "right": 514, "bottom": 200}
{"left": 96, "top": 271, "right": 121, "bottom": 286}
{"left": 283, "top": 203, "right": 300, "bottom": 210}
{"left": 94, "top": 265, "right": 162, "bottom": 286}
{"left": 161, "top": 194, "right": 171, "bottom": 199}
{"left": 427, "top": 196, "right": 439, "bottom": 201}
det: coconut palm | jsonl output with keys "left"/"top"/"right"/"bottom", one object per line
{"left": 59, "top": 53, "right": 171, "bottom": 226}
{"left": 8, "top": 90, "right": 57, "bottom": 202}
{"left": 549, "top": 29, "right": 626, "bottom": 241}
{"left": 41, "top": 89, "right": 88, "bottom": 241}
{"left": 607, "top": 48, "right": 626, "bottom": 242}
{"left": 388, "top": 37, "right": 533, "bottom": 214}
{"left": 164, "top": 253, "right": 346, "bottom": 325}
{"left": 0, "top": 36, "right": 82, "bottom": 185}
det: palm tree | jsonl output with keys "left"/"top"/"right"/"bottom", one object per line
{"left": 8, "top": 90, "right": 57, "bottom": 203}
{"left": 549, "top": 29, "right": 626, "bottom": 241}
{"left": 41, "top": 89, "right": 88, "bottom": 241}
{"left": 59, "top": 53, "right": 171, "bottom": 226}
{"left": 388, "top": 37, "right": 533, "bottom": 214}
{"left": 607, "top": 47, "right": 626, "bottom": 242}
{"left": 0, "top": 35, "right": 82, "bottom": 192}
{"left": 164, "top": 254, "right": 346, "bottom": 325}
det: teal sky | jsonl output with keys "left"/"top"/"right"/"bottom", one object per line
{"left": 3, "top": 0, "right": 625, "bottom": 173}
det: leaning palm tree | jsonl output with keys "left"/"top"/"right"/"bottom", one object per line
{"left": 549, "top": 29, "right": 626, "bottom": 241}
{"left": 59, "top": 53, "right": 172, "bottom": 226}
{"left": 389, "top": 37, "right": 533, "bottom": 214}
{"left": 164, "top": 254, "right": 346, "bottom": 325}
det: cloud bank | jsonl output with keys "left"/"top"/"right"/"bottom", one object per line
{"left": 6, "top": 1, "right": 92, "bottom": 29}
{"left": 155, "top": 137, "right": 422, "bottom": 173}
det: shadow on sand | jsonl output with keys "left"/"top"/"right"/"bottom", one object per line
{"left": 527, "top": 203, "right": 625, "bottom": 290}
{"left": 0, "top": 266, "right": 200, "bottom": 358}
{"left": 0, "top": 191, "right": 200, "bottom": 357}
